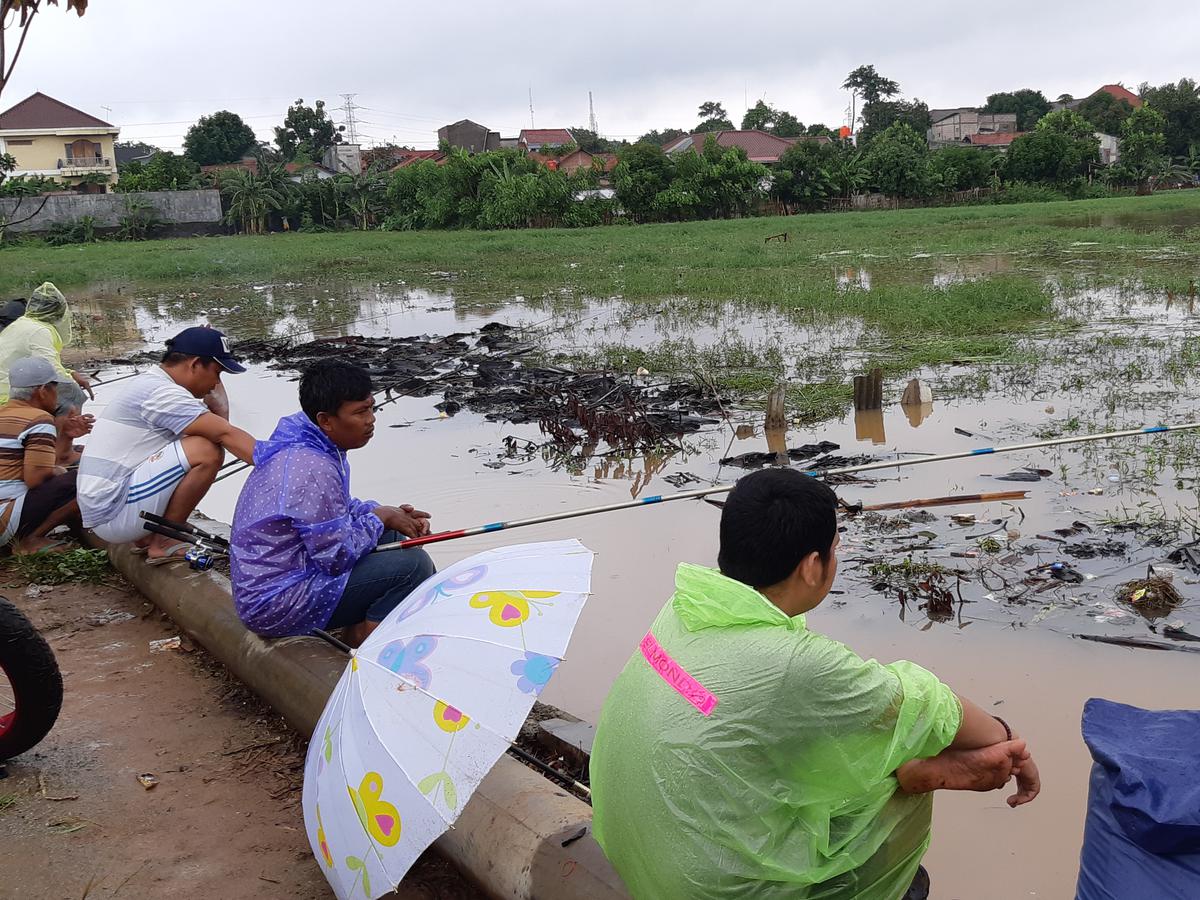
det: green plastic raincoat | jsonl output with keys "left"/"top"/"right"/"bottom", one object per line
{"left": 0, "top": 282, "right": 74, "bottom": 403}
{"left": 591, "top": 564, "right": 962, "bottom": 899}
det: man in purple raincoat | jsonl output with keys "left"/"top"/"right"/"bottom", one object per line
{"left": 231, "top": 360, "right": 435, "bottom": 645}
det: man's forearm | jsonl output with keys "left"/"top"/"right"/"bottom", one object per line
{"left": 216, "top": 425, "right": 256, "bottom": 464}
{"left": 950, "top": 694, "right": 1012, "bottom": 749}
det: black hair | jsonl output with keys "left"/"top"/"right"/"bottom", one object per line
{"left": 717, "top": 468, "right": 838, "bottom": 589}
{"left": 162, "top": 350, "right": 205, "bottom": 366}
{"left": 300, "top": 359, "right": 374, "bottom": 422}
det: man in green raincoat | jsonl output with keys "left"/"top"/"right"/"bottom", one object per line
{"left": 591, "top": 469, "right": 1040, "bottom": 899}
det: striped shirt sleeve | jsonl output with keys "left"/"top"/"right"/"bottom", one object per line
{"left": 20, "top": 419, "right": 58, "bottom": 470}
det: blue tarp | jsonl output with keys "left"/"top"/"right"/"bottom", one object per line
{"left": 1076, "top": 698, "right": 1200, "bottom": 899}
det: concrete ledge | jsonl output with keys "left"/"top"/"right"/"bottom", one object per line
{"left": 103, "top": 542, "right": 629, "bottom": 900}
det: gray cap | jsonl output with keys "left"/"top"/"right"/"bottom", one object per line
{"left": 9, "top": 357, "right": 72, "bottom": 389}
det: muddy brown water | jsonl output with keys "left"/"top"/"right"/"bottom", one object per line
{"left": 68, "top": 275, "right": 1200, "bottom": 899}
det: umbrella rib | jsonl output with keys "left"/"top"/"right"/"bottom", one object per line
{"left": 340, "top": 669, "right": 405, "bottom": 895}
{"left": 350, "top": 659, "right": 462, "bottom": 831}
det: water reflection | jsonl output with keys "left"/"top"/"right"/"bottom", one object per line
{"left": 854, "top": 408, "right": 886, "bottom": 444}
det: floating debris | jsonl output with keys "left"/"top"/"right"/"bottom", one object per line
{"left": 1117, "top": 575, "right": 1184, "bottom": 618}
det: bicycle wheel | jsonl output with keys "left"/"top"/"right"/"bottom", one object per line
{"left": 0, "top": 595, "right": 63, "bottom": 761}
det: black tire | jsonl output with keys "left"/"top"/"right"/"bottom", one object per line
{"left": 0, "top": 595, "right": 63, "bottom": 761}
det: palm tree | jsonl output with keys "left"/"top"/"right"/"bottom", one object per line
{"left": 221, "top": 167, "right": 285, "bottom": 234}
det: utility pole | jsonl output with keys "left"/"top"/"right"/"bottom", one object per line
{"left": 528, "top": 86, "right": 535, "bottom": 129}
{"left": 340, "top": 92, "right": 359, "bottom": 144}
{"left": 101, "top": 104, "right": 112, "bottom": 122}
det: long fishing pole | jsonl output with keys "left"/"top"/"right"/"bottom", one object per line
{"left": 376, "top": 421, "right": 1200, "bottom": 552}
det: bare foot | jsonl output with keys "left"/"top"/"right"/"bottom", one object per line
{"left": 897, "top": 740, "right": 1028, "bottom": 794}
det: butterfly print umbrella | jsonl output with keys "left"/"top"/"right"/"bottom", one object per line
{"left": 302, "top": 539, "right": 594, "bottom": 899}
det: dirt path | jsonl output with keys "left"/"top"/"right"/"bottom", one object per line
{"left": 0, "top": 567, "right": 480, "bottom": 900}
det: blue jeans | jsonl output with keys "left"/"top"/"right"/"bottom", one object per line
{"left": 325, "top": 531, "right": 436, "bottom": 628}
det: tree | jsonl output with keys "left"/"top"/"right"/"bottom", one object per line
{"left": 1112, "top": 106, "right": 1169, "bottom": 193}
{"left": 568, "top": 127, "right": 620, "bottom": 154}
{"left": 858, "top": 99, "right": 931, "bottom": 146}
{"left": 981, "top": 89, "right": 1051, "bottom": 131}
{"left": 220, "top": 163, "right": 289, "bottom": 234}
{"left": 861, "top": 122, "right": 929, "bottom": 197}
{"left": 274, "top": 98, "right": 343, "bottom": 162}
{"left": 637, "top": 127, "right": 686, "bottom": 146}
{"left": 1, "top": 0, "right": 87, "bottom": 98}
{"left": 927, "top": 146, "right": 995, "bottom": 192}
{"left": 771, "top": 140, "right": 839, "bottom": 211}
{"left": 1005, "top": 110, "right": 1099, "bottom": 185}
{"left": 842, "top": 65, "right": 900, "bottom": 107}
{"left": 1138, "top": 79, "right": 1200, "bottom": 159}
{"left": 741, "top": 100, "right": 774, "bottom": 131}
{"left": 116, "top": 151, "right": 199, "bottom": 192}
{"left": 1056, "top": 94, "right": 1075, "bottom": 104}
{"left": 184, "top": 111, "right": 257, "bottom": 166}
{"left": 696, "top": 100, "right": 733, "bottom": 132}
{"left": 741, "top": 101, "right": 803, "bottom": 136}
{"left": 1076, "top": 91, "right": 1134, "bottom": 135}
{"left": 613, "top": 143, "right": 675, "bottom": 223}
{"left": 806, "top": 123, "right": 840, "bottom": 140}
{"left": 772, "top": 111, "right": 803, "bottom": 137}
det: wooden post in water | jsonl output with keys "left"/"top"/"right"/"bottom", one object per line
{"left": 765, "top": 382, "right": 787, "bottom": 430}
{"left": 853, "top": 368, "right": 883, "bottom": 411}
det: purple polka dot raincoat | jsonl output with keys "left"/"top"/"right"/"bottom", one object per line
{"left": 231, "top": 411, "right": 383, "bottom": 637}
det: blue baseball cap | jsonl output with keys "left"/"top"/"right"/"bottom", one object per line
{"left": 165, "top": 326, "right": 246, "bottom": 374}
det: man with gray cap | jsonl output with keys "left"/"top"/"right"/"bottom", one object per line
{"left": 0, "top": 282, "right": 94, "bottom": 465}
{"left": 0, "top": 358, "right": 88, "bottom": 553}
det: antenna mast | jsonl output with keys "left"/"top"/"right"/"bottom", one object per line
{"left": 588, "top": 91, "right": 597, "bottom": 133}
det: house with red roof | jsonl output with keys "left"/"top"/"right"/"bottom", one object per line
{"left": 1052, "top": 84, "right": 1143, "bottom": 112}
{"left": 518, "top": 128, "right": 575, "bottom": 151}
{"left": 0, "top": 92, "right": 120, "bottom": 192}
{"left": 663, "top": 130, "right": 825, "bottom": 164}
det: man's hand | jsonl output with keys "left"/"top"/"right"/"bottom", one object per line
{"left": 897, "top": 740, "right": 1028, "bottom": 795}
{"left": 1008, "top": 756, "right": 1040, "bottom": 807}
{"left": 62, "top": 412, "right": 94, "bottom": 439}
{"left": 71, "top": 371, "right": 94, "bottom": 400}
{"left": 375, "top": 505, "right": 432, "bottom": 539}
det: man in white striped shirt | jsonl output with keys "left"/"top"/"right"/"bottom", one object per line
{"left": 78, "top": 327, "right": 258, "bottom": 563}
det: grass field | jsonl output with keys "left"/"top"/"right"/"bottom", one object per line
{"left": 3, "top": 191, "right": 1198, "bottom": 417}
{"left": 2, "top": 191, "right": 1197, "bottom": 303}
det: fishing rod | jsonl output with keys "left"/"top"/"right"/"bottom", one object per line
{"left": 375, "top": 421, "right": 1200, "bottom": 553}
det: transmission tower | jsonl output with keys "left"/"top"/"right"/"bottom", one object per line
{"left": 528, "top": 86, "right": 535, "bottom": 129}
{"left": 588, "top": 91, "right": 598, "bottom": 134}
{"left": 340, "top": 93, "right": 359, "bottom": 144}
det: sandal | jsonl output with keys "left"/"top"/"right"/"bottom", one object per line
{"left": 145, "top": 541, "right": 194, "bottom": 566}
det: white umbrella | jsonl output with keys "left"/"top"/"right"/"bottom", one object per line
{"left": 302, "top": 539, "right": 594, "bottom": 899}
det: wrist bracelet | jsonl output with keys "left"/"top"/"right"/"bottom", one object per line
{"left": 993, "top": 715, "right": 1013, "bottom": 742}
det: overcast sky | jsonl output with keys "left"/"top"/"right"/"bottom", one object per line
{"left": 4, "top": 1, "right": 1198, "bottom": 152}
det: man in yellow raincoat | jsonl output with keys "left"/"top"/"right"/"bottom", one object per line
{"left": 0, "top": 283, "right": 93, "bottom": 464}
{"left": 591, "top": 468, "right": 1040, "bottom": 899}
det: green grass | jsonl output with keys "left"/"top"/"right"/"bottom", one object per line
{"left": 1, "top": 548, "right": 112, "bottom": 585}
{"left": 1, "top": 191, "right": 1197, "bottom": 302}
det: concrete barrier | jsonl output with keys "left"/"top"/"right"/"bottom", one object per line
{"left": 103, "top": 543, "right": 629, "bottom": 900}
{"left": 0, "top": 189, "right": 223, "bottom": 235}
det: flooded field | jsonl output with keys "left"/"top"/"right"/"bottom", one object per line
{"left": 57, "top": 202, "right": 1200, "bottom": 898}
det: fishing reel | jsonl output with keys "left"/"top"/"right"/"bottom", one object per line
{"left": 139, "top": 511, "right": 230, "bottom": 571}
{"left": 184, "top": 546, "right": 216, "bottom": 571}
